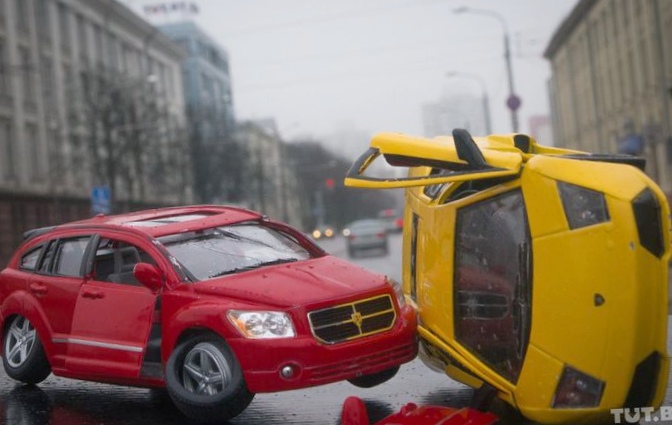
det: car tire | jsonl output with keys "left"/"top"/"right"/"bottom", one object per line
{"left": 347, "top": 366, "right": 399, "bottom": 388}
{"left": 2, "top": 315, "right": 51, "bottom": 384}
{"left": 165, "top": 333, "right": 254, "bottom": 422}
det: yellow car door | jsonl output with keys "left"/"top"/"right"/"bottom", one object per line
{"left": 344, "top": 129, "right": 526, "bottom": 189}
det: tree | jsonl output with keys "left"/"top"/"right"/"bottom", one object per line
{"left": 285, "top": 140, "right": 396, "bottom": 230}
{"left": 187, "top": 104, "right": 248, "bottom": 204}
{"left": 67, "top": 65, "right": 190, "bottom": 210}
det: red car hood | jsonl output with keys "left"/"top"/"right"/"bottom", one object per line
{"left": 193, "top": 256, "right": 388, "bottom": 309}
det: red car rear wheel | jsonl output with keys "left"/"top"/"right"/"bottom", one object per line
{"left": 2, "top": 315, "right": 51, "bottom": 384}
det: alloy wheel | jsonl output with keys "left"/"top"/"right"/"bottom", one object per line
{"left": 181, "top": 342, "right": 232, "bottom": 396}
{"left": 5, "top": 317, "right": 36, "bottom": 368}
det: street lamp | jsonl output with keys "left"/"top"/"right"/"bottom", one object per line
{"left": 454, "top": 6, "right": 520, "bottom": 132}
{"left": 446, "top": 71, "right": 492, "bottom": 134}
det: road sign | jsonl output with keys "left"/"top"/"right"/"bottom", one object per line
{"left": 91, "top": 186, "right": 111, "bottom": 215}
{"left": 506, "top": 94, "right": 522, "bottom": 111}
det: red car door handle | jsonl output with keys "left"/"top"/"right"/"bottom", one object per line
{"left": 29, "top": 283, "right": 47, "bottom": 295}
{"left": 82, "top": 289, "right": 105, "bottom": 299}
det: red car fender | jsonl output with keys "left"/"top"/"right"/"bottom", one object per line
{"left": 341, "top": 397, "right": 499, "bottom": 425}
{"left": 161, "top": 297, "right": 244, "bottom": 362}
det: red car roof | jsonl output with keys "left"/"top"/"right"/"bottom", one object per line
{"left": 58, "top": 205, "right": 263, "bottom": 238}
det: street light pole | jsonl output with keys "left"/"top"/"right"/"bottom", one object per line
{"left": 446, "top": 71, "right": 492, "bottom": 134}
{"left": 454, "top": 6, "right": 520, "bottom": 132}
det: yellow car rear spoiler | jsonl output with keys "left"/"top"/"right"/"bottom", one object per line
{"left": 344, "top": 129, "right": 587, "bottom": 189}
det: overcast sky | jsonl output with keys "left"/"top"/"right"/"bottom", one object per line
{"left": 126, "top": 0, "right": 578, "bottom": 150}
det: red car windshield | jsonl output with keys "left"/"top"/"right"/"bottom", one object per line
{"left": 160, "top": 223, "right": 311, "bottom": 281}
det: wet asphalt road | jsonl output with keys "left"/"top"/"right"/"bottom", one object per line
{"left": 0, "top": 234, "right": 670, "bottom": 425}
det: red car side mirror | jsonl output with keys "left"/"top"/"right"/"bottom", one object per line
{"left": 133, "top": 263, "right": 164, "bottom": 292}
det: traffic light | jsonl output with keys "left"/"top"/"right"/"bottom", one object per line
{"left": 325, "top": 178, "right": 335, "bottom": 189}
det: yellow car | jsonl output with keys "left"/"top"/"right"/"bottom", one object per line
{"left": 344, "top": 128, "right": 670, "bottom": 424}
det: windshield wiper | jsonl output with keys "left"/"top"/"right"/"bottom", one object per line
{"left": 207, "top": 258, "right": 299, "bottom": 279}
{"left": 256, "top": 258, "right": 299, "bottom": 267}
{"left": 208, "top": 265, "right": 259, "bottom": 279}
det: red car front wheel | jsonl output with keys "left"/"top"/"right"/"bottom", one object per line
{"left": 165, "top": 333, "right": 254, "bottom": 422}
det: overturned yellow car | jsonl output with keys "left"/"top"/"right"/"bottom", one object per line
{"left": 345, "top": 129, "right": 670, "bottom": 424}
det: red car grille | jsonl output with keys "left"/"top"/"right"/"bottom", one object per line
{"left": 308, "top": 295, "right": 396, "bottom": 344}
{"left": 307, "top": 341, "right": 416, "bottom": 383}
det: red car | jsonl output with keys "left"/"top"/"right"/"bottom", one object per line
{"left": 0, "top": 206, "right": 417, "bottom": 422}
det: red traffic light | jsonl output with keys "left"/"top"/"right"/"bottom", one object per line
{"left": 325, "top": 178, "right": 335, "bottom": 188}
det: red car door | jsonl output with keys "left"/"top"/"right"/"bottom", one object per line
{"left": 66, "top": 236, "right": 159, "bottom": 379}
{"left": 29, "top": 236, "right": 94, "bottom": 364}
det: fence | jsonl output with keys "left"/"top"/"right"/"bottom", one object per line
{"left": 0, "top": 192, "right": 169, "bottom": 267}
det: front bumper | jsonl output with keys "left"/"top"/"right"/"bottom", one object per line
{"left": 230, "top": 304, "right": 417, "bottom": 393}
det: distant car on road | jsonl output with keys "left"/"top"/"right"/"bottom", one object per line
{"left": 0, "top": 206, "right": 417, "bottom": 423}
{"left": 378, "top": 208, "right": 404, "bottom": 233}
{"left": 345, "top": 219, "right": 389, "bottom": 257}
{"left": 311, "top": 223, "right": 336, "bottom": 239}
{"left": 345, "top": 128, "right": 670, "bottom": 424}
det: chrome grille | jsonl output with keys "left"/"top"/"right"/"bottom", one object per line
{"left": 308, "top": 295, "right": 396, "bottom": 344}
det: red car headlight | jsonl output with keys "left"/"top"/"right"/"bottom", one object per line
{"left": 387, "top": 277, "right": 405, "bottom": 308}
{"left": 227, "top": 310, "right": 296, "bottom": 339}
{"left": 552, "top": 366, "right": 605, "bottom": 408}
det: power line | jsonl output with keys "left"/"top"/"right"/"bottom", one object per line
{"left": 217, "top": 0, "right": 456, "bottom": 36}
{"left": 236, "top": 52, "right": 504, "bottom": 93}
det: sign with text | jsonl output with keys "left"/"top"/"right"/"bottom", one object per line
{"left": 143, "top": 2, "right": 199, "bottom": 16}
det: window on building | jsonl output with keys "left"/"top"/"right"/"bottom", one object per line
{"left": 164, "top": 65, "right": 174, "bottom": 98}
{"left": 35, "top": 0, "right": 51, "bottom": 43}
{"left": 175, "top": 38, "right": 190, "bottom": 53}
{"left": 119, "top": 42, "right": 128, "bottom": 73}
{"left": 201, "top": 72, "right": 212, "bottom": 102}
{"left": 108, "top": 34, "right": 118, "bottom": 70}
{"left": 0, "top": 118, "right": 13, "bottom": 180}
{"left": 77, "top": 14, "right": 88, "bottom": 61}
{"left": 93, "top": 24, "right": 105, "bottom": 66}
{"left": 0, "top": 39, "right": 9, "bottom": 98}
{"left": 62, "top": 62, "right": 73, "bottom": 94}
{"left": 25, "top": 123, "right": 43, "bottom": 182}
{"left": 19, "top": 47, "right": 35, "bottom": 106}
{"left": 147, "top": 56, "right": 155, "bottom": 80}
{"left": 639, "top": 38, "right": 649, "bottom": 90}
{"left": 124, "top": 46, "right": 139, "bottom": 76}
{"left": 15, "top": 0, "right": 29, "bottom": 34}
{"left": 58, "top": 3, "right": 70, "bottom": 52}
{"left": 41, "top": 56, "right": 54, "bottom": 109}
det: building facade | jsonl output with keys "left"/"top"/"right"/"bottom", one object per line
{"left": 0, "top": 0, "right": 190, "bottom": 265}
{"left": 545, "top": 0, "right": 672, "bottom": 193}
{"left": 158, "top": 21, "right": 235, "bottom": 135}
{"left": 237, "top": 119, "right": 304, "bottom": 229}
{"left": 156, "top": 21, "right": 238, "bottom": 203}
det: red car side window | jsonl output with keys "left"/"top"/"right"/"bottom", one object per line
{"left": 93, "top": 238, "right": 156, "bottom": 286}
{"left": 53, "top": 237, "right": 91, "bottom": 277}
{"left": 19, "top": 245, "right": 43, "bottom": 270}
{"left": 37, "top": 241, "right": 56, "bottom": 273}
